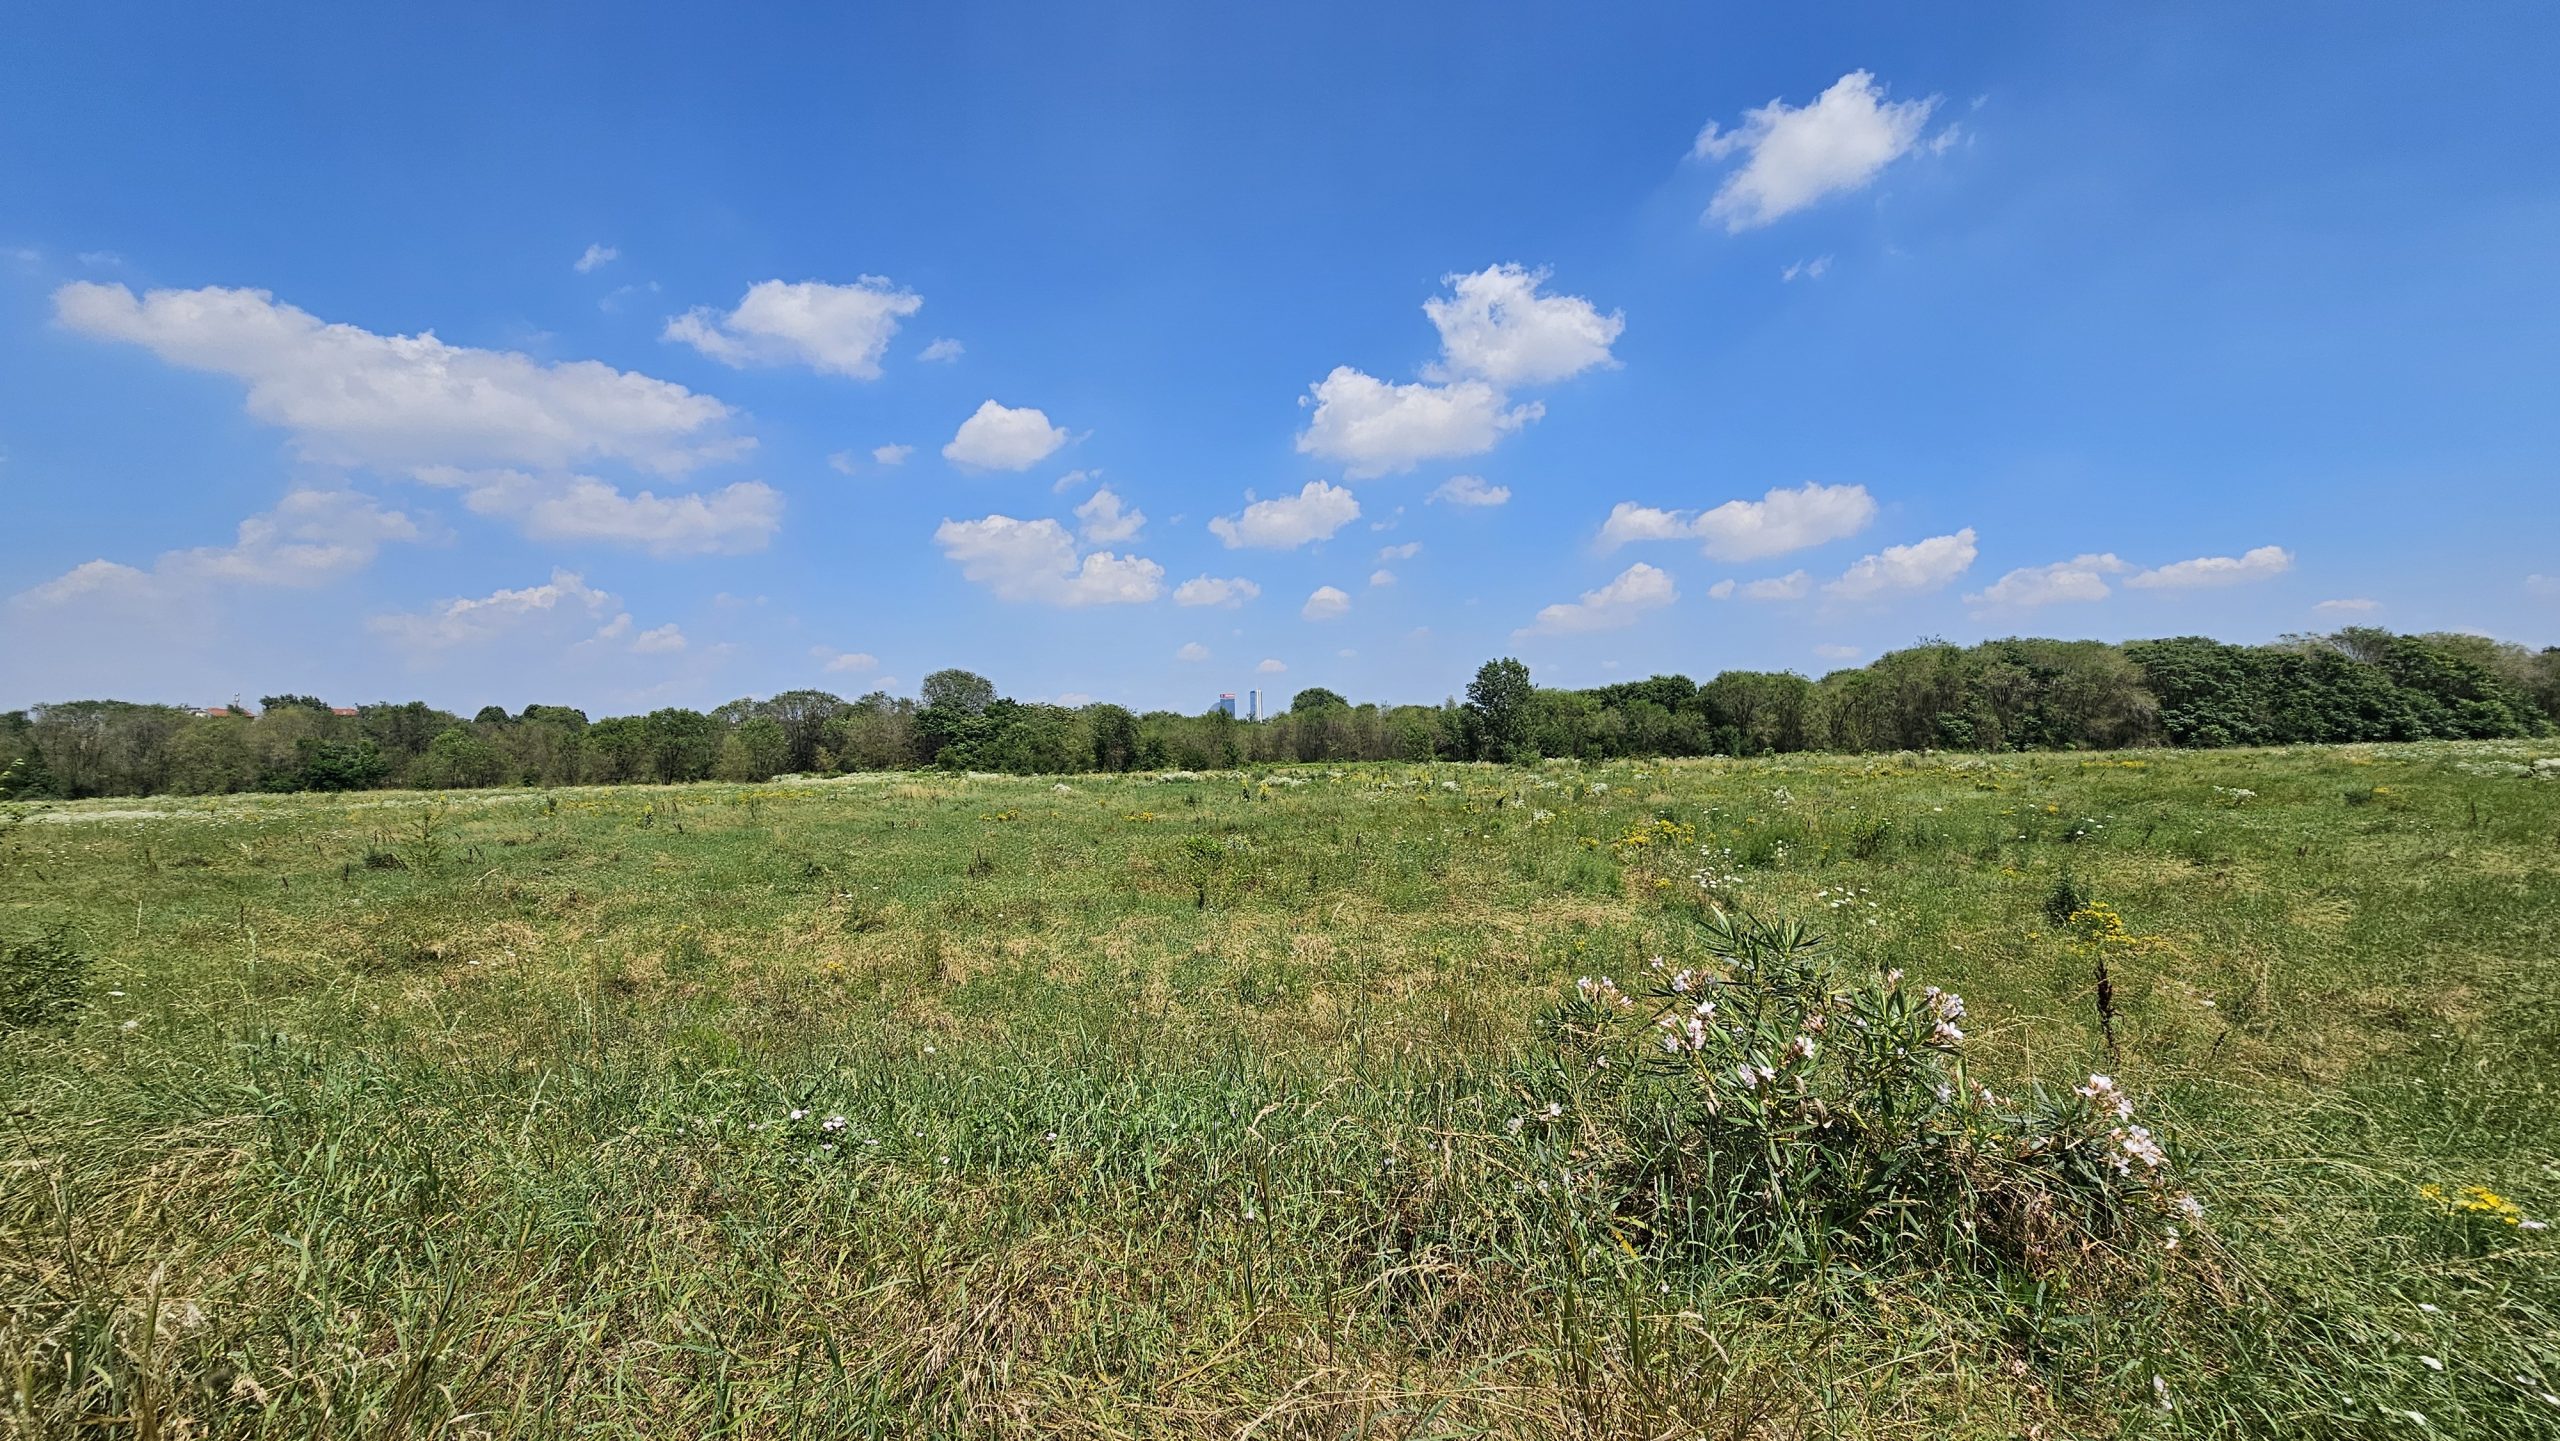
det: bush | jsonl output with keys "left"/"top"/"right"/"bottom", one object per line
{"left": 1525, "top": 908, "right": 2199, "bottom": 1274}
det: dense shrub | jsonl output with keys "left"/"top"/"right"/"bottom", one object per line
{"left": 1526, "top": 909, "right": 2200, "bottom": 1274}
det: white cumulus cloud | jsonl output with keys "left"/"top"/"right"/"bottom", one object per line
{"left": 1602, "top": 483, "right": 1874, "bottom": 560}
{"left": 371, "top": 569, "right": 623, "bottom": 651}
{"left": 1706, "top": 570, "right": 1812, "bottom": 602}
{"left": 1965, "top": 553, "right": 2129, "bottom": 611}
{"left": 664, "top": 277, "right": 923, "bottom": 380}
{"left": 1826, "top": 528, "right": 1978, "bottom": 601}
{"left": 575, "top": 243, "right": 619, "bottom": 274}
{"left": 1209, "top": 480, "right": 1360, "bottom": 550}
{"left": 1176, "top": 641, "right": 1210, "bottom": 662}
{"left": 1302, "top": 585, "right": 1352, "bottom": 620}
{"left": 1430, "top": 474, "right": 1510, "bottom": 507}
{"left": 1694, "top": 70, "right": 1943, "bottom": 231}
{"left": 812, "top": 646, "right": 879, "bottom": 674}
{"left": 1423, "top": 263, "right": 1624, "bottom": 387}
{"left": 872, "top": 443, "right": 913, "bottom": 466}
{"left": 412, "top": 467, "right": 781, "bottom": 556}
{"left": 55, "top": 281, "right": 745, "bottom": 474}
{"left": 919, "top": 337, "right": 964, "bottom": 363}
{"left": 1297, "top": 266, "right": 1614, "bottom": 477}
{"left": 1075, "top": 486, "right": 1146, "bottom": 544}
{"left": 1295, "top": 368, "right": 1539, "bottom": 478}
{"left": 1378, "top": 541, "right": 1422, "bottom": 561}
{"left": 2313, "top": 598, "right": 2380, "bottom": 615}
{"left": 1516, "top": 562, "right": 1678, "bottom": 636}
{"left": 2125, "top": 545, "right": 2294, "bottom": 590}
{"left": 14, "top": 489, "right": 428, "bottom": 605}
{"left": 1597, "top": 502, "right": 1696, "bottom": 550}
{"left": 1695, "top": 482, "right": 1876, "bottom": 560}
{"left": 942, "top": 399, "right": 1068, "bottom": 471}
{"left": 1369, "top": 569, "right": 1396, "bottom": 587}
{"left": 629, "top": 622, "right": 687, "bottom": 654}
{"left": 933, "top": 513, "right": 1162, "bottom": 607}
{"left": 1257, "top": 658, "right": 1288, "bottom": 674}
{"left": 1173, "top": 575, "right": 1261, "bottom": 607}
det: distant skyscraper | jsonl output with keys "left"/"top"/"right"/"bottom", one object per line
{"left": 1216, "top": 692, "right": 1236, "bottom": 717}
{"left": 1248, "top": 689, "right": 1261, "bottom": 722}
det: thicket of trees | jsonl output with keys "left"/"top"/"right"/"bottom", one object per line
{"left": 4, "top": 629, "right": 2553, "bottom": 800}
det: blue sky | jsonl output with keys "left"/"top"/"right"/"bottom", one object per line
{"left": 5, "top": 3, "right": 2556, "bottom": 715}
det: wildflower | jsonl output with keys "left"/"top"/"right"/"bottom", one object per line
{"left": 2116, "top": 1125, "right": 2167, "bottom": 1171}
{"left": 822, "top": 1115, "right": 849, "bottom": 1133}
{"left": 2423, "top": 1183, "right": 2526, "bottom": 1226}
{"left": 119, "top": 1019, "right": 141, "bottom": 1033}
{"left": 2153, "top": 1375, "right": 2173, "bottom": 1412}
{"left": 2174, "top": 1192, "right": 2206, "bottom": 1222}
{"left": 1505, "top": 1116, "right": 1524, "bottom": 1135}
{"left": 1931, "top": 1019, "right": 1964, "bottom": 1046}
{"left": 1883, "top": 968, "right": 1903, "bottom": 988}
{"left": 1544, "top": 1101, "right": 1563, "bottom": 1119}
{"left": 788, "top": 1108, "right": 808, "bottom": 1122}
{"left": 2418, "top": 1356, "right": 2443, "bottom": 1371}
{"left": 1576, "top": 975, "right": 1631, "bottom": 1008}
{"left": 1783, "top": 1034, "right": 1817, "bottom": 1063}
{"left": 2074, "top": 1073, "right": 2135, "bottom": 1121}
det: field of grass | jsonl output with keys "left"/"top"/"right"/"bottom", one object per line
{"left": 4, "top": 742, "right": 2557, "bottom": 1438}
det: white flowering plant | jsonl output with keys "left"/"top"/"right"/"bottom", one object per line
{"left": 1528, "top": 907, "right": 2201, "bottom": 1274}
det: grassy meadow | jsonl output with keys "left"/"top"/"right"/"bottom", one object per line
{"left": 3, "top": 742, "right": 2557, "bottom": 1438}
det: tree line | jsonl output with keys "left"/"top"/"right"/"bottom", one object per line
{"left": 3, "top": 628, "right": 2552, "bottom": 800}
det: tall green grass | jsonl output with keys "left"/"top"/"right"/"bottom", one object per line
{"left": 3, "top": 743, "right": 2556, "bottom": 1437}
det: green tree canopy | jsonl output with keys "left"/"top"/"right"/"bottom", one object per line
{"left": 1464, "top": 658, "right": 1535, "bottom": 762}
